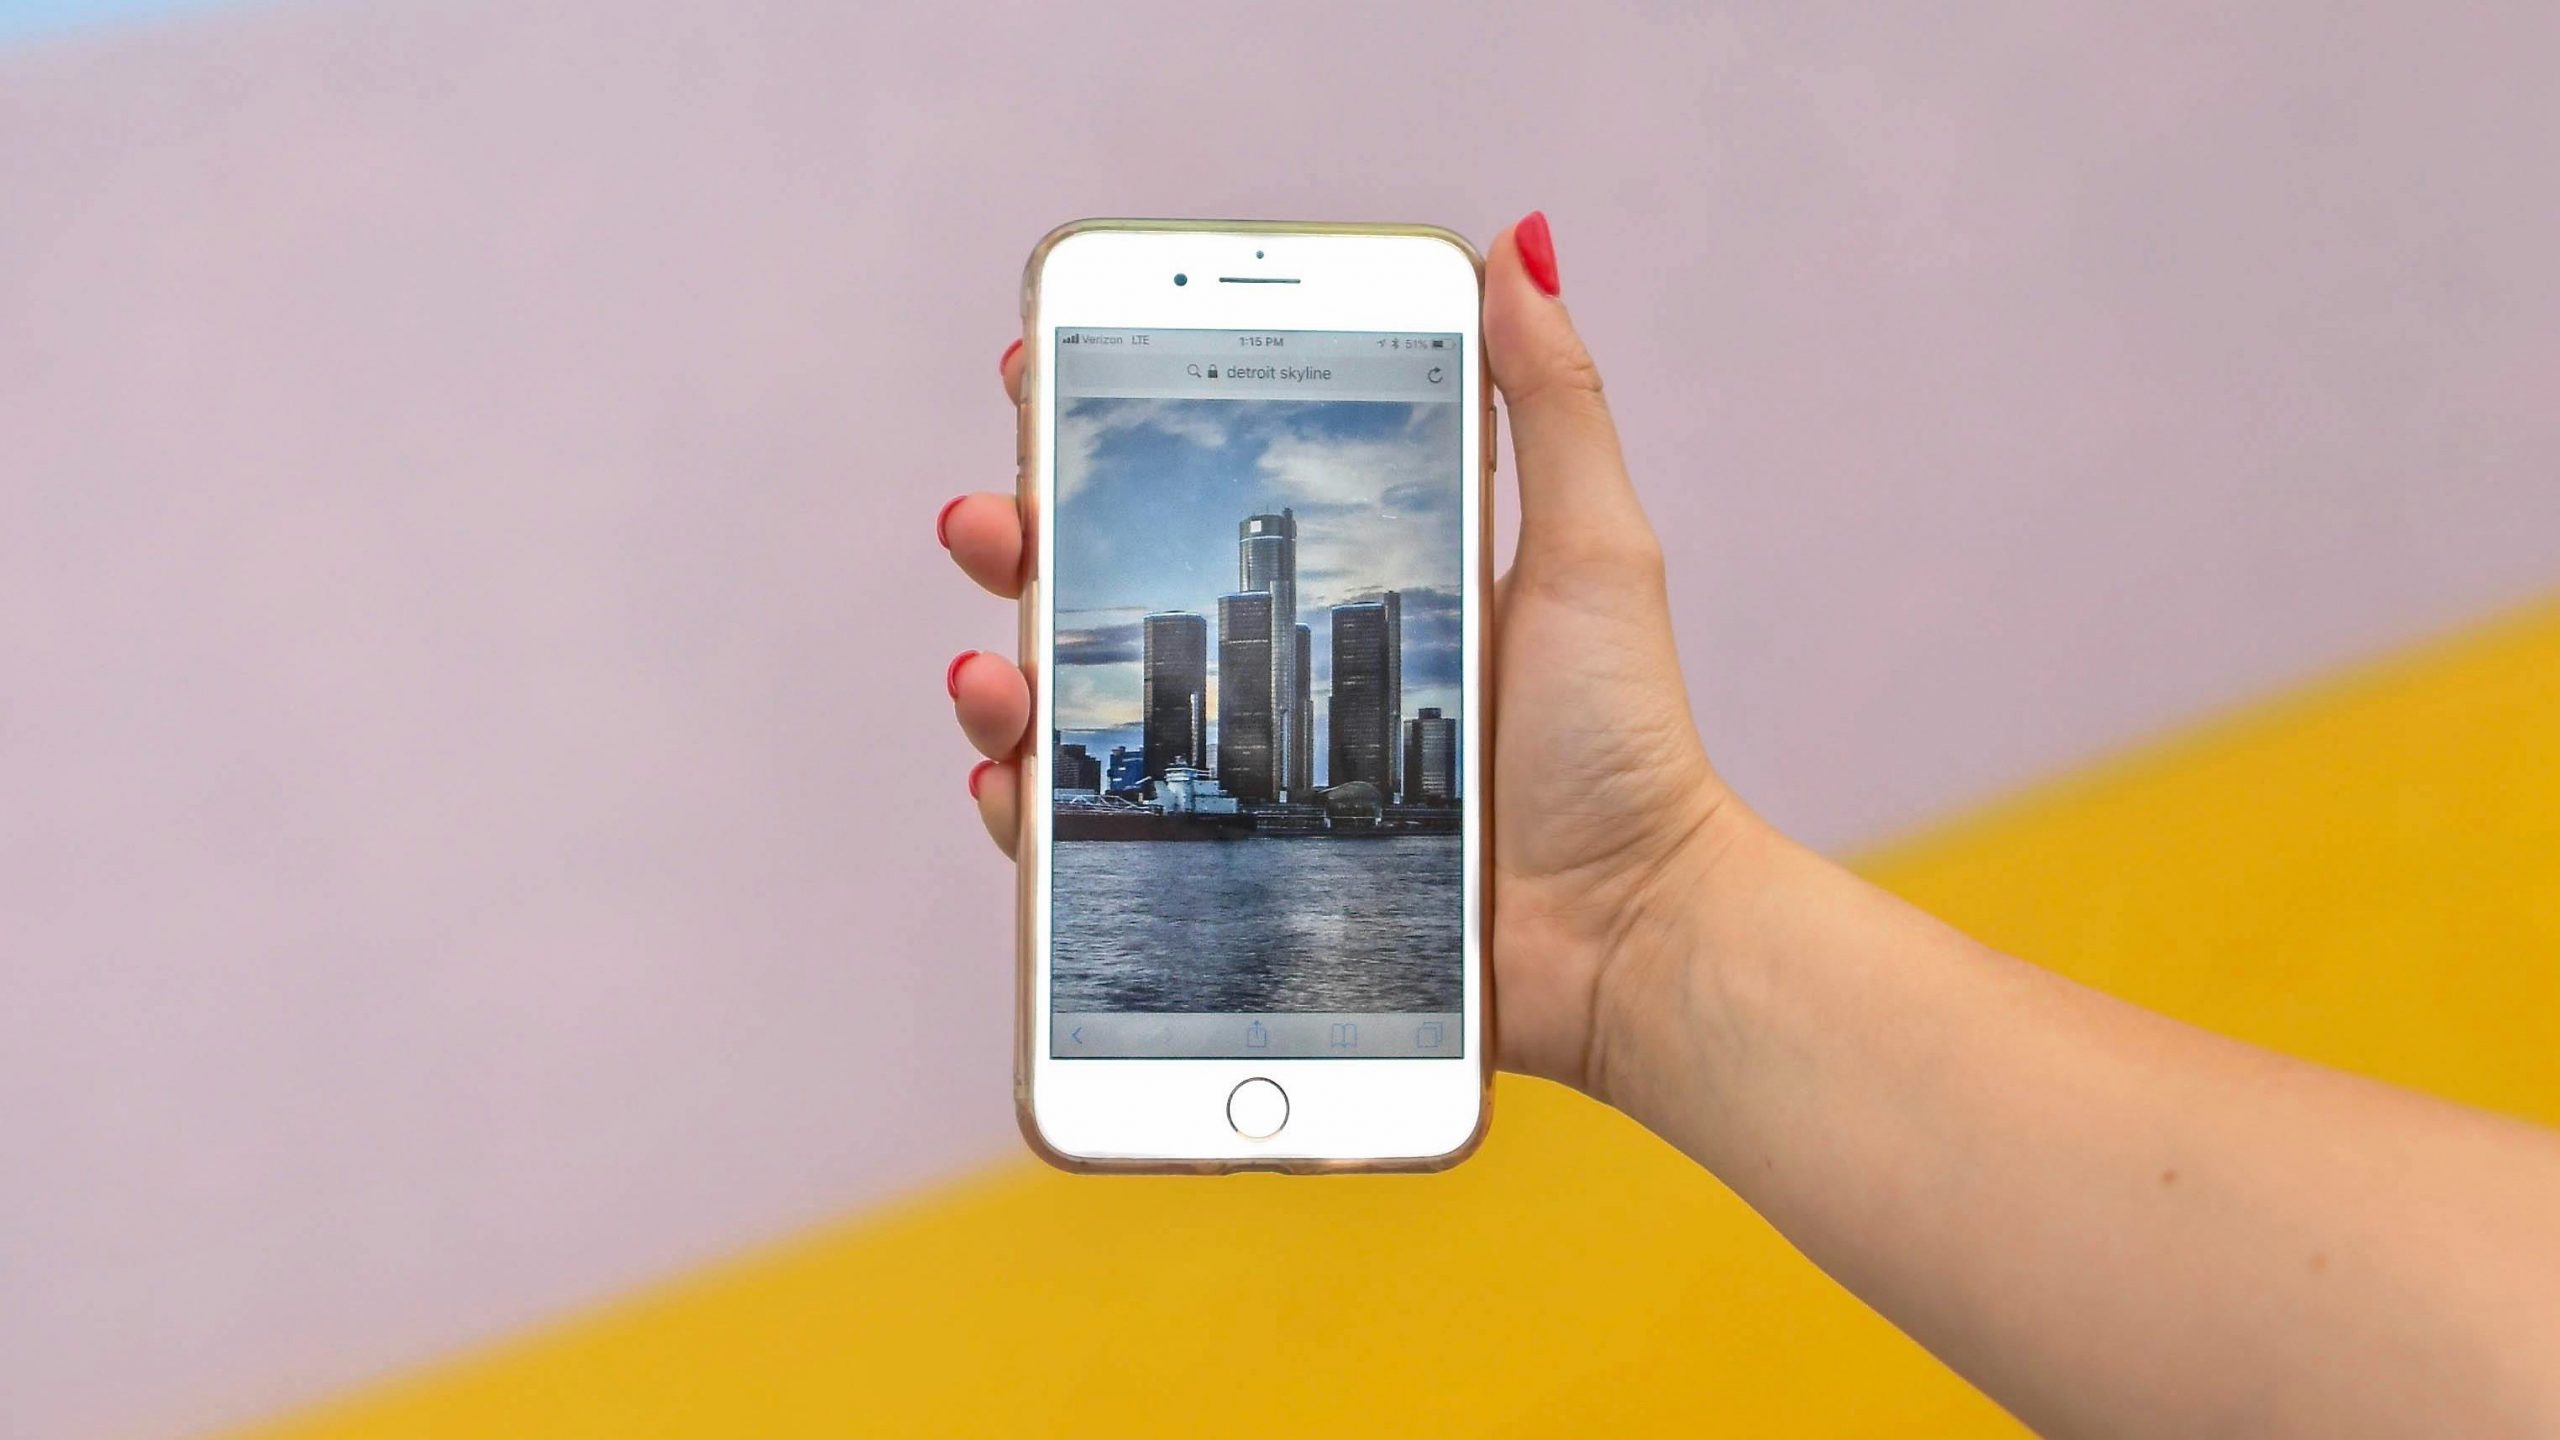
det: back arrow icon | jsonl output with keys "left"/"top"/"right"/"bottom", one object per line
{"left": 1070, "top": 1026, "right": 1085, "bottom": 1044}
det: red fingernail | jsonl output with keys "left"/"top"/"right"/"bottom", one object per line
{"left": 1516, "top": 211, "right": 1560, "bottom": 297}
{"left": 935, "top": 495, "right": 964, "bottom": 549}
{"left": 945, "top": 649, "right": 979, "bottom": 699}
{"left": 968, "top": 760, "right": 996, "bottom": 799}
{"left": 998, "top": 338, "right": 1023, "bottom": 374}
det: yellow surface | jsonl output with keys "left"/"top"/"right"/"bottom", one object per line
{"left": 246, "top": 598, "right": 2560, "bottom": 1439}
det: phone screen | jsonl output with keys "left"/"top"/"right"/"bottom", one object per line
{"left": 1047, "top": 327, "right": 1467, "bottom": 1060}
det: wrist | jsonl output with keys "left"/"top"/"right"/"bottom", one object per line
{"left": 1581, "top": 789, "right": 1784, "bottom": 1130}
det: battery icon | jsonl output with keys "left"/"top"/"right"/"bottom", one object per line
{"left": 1431, "top": 338, "right": 1446, "bottom": 348}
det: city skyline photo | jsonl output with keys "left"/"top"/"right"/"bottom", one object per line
{"left": 1052, "top": 396, "right": 1463, "bottom": 785}
{"left": 1048, "top": 391, "right": 1468, "bottom": 1032}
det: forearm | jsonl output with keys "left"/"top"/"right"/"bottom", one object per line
{"left": 1596, "top": 810, "right": 2560, "bottom": 1438}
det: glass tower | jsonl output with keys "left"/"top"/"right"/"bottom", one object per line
{"left": 1237, "top": 510, "right": 1299, "bottom": 800}
{"left": 1216, "top": 591, "right": 1276, "bottom": 800}
{"left": 1327, "top": 591, "right": 1402, "bottom": 792}
{"left": 1140, "top": 611, "right": 1207, "bottom": 780}
{"left": 1292, "top": 621, "right": 1313, "bottom": 795}
{"left": 1403, "top": 706, "right": 1458, "bottom": 802}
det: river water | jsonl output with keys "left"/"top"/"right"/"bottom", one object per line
{"left": 1051, "top": 835, "right": 1464, "bottom": 1012}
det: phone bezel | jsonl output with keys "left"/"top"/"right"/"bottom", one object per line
{"left": 1015, "top": 221, "right": 1492, "bottom": 1172}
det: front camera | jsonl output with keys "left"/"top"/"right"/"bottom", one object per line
{"left": 1173, "top": 273, "right": 1188, "bottom": 287}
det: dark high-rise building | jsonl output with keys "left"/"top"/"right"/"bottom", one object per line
{"left": 1055, "top": 733, "right": 1102, "bottom": 794}
{"left": 1403, "top": 706, "right": 1458, "bottom": 802}
{"left": 1291, "top": 622, "right": 1313, "bottom": 795}
{"left": 1141, "top": 611, "right": 1207, "bottom": 780}
{"left": 1327, "top": 591, "right": 1402, "bottom": 791}
{"left": 1237, "top": 510, "right": 1299, "bottom": 799}
{"left": 1216, "top": 591, "right": 1276, "bottom": 801}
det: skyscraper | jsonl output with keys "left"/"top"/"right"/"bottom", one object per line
{"left": 1140, "top": 611, "right": 1207, "bottom": 780}
{"left": 1291, "top": 621, "right": 1313, "bottom": 795}
{"left": 1237, "top": 510, "right": 1298, "bottom": 800}
{"left": 1216, "top": 590, "right": 1276, "bottom": 801}
{"left": 1403, "top": 706, "right": 1457, "bottom": 802}
{"left": 1054, "top": 737, "right": 1102, "bottom": 794}
{"left": 1327, "top": 591, "right": 1402, "bottom": 791}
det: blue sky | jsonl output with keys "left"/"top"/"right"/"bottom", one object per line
{"left": 1054, "top": 397, "right": 1463, "bottom": 775}
{"left": 0, "top": 0, "right": 250, "bottom": 43}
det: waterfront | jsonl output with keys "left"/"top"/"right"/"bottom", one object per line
{"left": 1052, "top": 835, "right": 1463, "bottom": 1012}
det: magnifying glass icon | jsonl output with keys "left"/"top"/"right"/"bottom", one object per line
{"left": 1185, "top": 364, "right": 1203, "bottom": 378}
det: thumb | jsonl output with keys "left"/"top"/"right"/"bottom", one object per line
{"left": 1486, "top": 213, "right": 1659, "bottom": 576}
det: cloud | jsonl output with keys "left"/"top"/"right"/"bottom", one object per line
{"left": 1056, "top": 620, "right": 1143, "bottom": 666}
{"left": 1391, "top": 585, "right": 1467, "bottom": 686}
{"left": 1253, "top": 409, "right": 1464, "bottom": 611}
{"left": 1253, "top": 409, "right": 1457, "bottom": 511}
{"left": 1401, "top": 643, "right": 1466, "bottom": 688}
{"left": 1334, "top": 583, "right": 1460, "bottom": 616}
{"left": 1053, "top": 660, "right": 1141, "bottom": 731}
{"left": 1057, "top": 399, "right": 1230, "bottom": 502}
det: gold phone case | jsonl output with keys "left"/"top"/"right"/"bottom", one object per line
{"left": 1012, "top": 219, "right": 1496, "bottom": 1175}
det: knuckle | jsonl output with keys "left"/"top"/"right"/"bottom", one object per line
{"left": 1505, "top": 334, "right": 1610, "bottom": 413}
{"left": 1627, "top": 537, "right": 1668, "bottom": 590}
{"left": 1550, "top": 339, "right": 1606, "bottom": 401}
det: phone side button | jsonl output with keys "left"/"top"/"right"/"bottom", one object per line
{"left": 1226, "top": 1078, "right": 1288, "bottom": 1140}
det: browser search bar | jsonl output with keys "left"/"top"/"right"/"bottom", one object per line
{"left": 1055, "top": 351, "right": 1457, "bottom": 403}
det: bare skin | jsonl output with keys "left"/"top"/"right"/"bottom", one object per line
{"left": 943, "top": 218, "right": 2560, "bottom": 1438}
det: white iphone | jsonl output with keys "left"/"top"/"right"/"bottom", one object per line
{"left": 1013, "top": 221, "right": 1492, "bottom": 1172}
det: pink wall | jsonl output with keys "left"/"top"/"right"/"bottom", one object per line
{"left": 4, "top": 2, "right": 2557, "bottom": 1435}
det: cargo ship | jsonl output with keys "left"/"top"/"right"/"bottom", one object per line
{"left": 1053, "top": 807, "right": 1254, "bottom": 841}
{"left": 1053, "top": 764, "right": 1457, "bottom": 840}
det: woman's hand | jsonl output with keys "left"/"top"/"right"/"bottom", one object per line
{"left": 939, "top": 213, "right": 2560, "bottom": 1437}
{"left": 937, "top": 214, "right": 1748, "bottom": 1097}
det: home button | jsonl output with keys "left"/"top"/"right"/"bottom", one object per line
{"left": 1227, "top": 1078, "right": 1289, "bottom": 1139}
